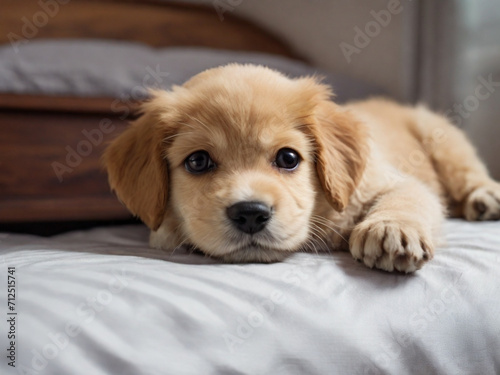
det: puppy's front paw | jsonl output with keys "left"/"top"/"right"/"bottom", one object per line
{"left": 350, "top": 220, "right": 433, "bottom": 273}
{"left": 464, "top": 183, "right": 500, "bottom": 221}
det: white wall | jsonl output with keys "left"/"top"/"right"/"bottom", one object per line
{"left": 182, "top": 0, "right": 420, "bottom": 101}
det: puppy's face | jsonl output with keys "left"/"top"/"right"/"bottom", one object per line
{"left": 104, "top": 65, "right": 367, "bottom": 262}
{"left": 167, "top": 85, "right": 317, "bottom": 262}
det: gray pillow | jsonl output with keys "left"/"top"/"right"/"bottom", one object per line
{"left": 0, "top": 39, "right": 383, "bottom": 103}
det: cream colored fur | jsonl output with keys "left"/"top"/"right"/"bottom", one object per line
{"left": 104, "top": 64, "right": 500, "bottom": 272}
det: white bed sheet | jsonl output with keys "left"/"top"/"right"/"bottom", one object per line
{"left": 0, "top": 219, "right": 499, "bottom": 375}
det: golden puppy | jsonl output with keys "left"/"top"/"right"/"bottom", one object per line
{"left": 104, "top": 64, "right": 500, "bottom": 272}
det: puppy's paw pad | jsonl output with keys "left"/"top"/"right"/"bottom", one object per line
{"left": 350, "top": 221, "right": 433, "bottom": 273}
{"left": 464, "top": 184, "right": 500, "bottom": 221}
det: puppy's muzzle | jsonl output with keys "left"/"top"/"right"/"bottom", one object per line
{"left": 226, "top": 201, "right": 271, "bottom": 234}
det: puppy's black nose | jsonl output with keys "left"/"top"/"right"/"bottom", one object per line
{"left": 226, "top": 201, "right": 271, "bottom": 234}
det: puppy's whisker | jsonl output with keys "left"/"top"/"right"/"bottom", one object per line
{"left": 308, "top": 224, "right": 330, "bottom": 253}
{"left": 310, "top": 217, "right": 348, "bottom": 236}
{"left": 310, "top": 216, "right": 349, "bottom": 246}
{"left": 310, "top": 215, "right": 344, "bottom": 229}
{"left": 311, "top": 216, "right": 347, "bottom": 234}
{"left": 177, "top": 121, "right": 197, "bottom": 130}
{"left": 298, "top": 233, "right": 315, "bottom": 254}
{"left": 185, "top": 115, "right": 219, "bottom": 140}
{"left": 303, "top": 221, "right": 327, "bottom": 251}
{"left": 168, "top": 237, "right": 189, "bottom": 258}
{"left": 186, "top": 115, "right": 209, "bottom": 130}
{"left": 162, "top": 132, "right": 189, "bottom": 143}
{"left": 301, "top": 234, "right": 321, "bottom": 255}
{"left": 306, "top": 233, "right": 321, "bottom": 255}
{"left": 313, "top": 229, "right": 331, "bottom": 254}
{"left": 309, "top": 220, "right": 327, "bottom": 234}
{"left": 178, "top": 120, "right": 218, "bottom": 142}
{"left": 309, "top": 224, "right": 327, "bottom": 247}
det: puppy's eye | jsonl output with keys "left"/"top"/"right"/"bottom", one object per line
{"left": 185, "top": 151, "right": 216, "bottom": 174}
{"left": 275, "top": 148, "right": 300, "bottom": 171}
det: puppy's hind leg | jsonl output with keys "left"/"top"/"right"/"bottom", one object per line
{"left": 412, "top": 107, "right": 500, "bottom": 221}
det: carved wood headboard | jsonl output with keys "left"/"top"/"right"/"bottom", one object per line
{"left": 0, "top": 0, "right": 298, "bottom": 228}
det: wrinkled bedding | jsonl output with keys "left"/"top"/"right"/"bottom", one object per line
{"left": 0, "top": 219, "right": 499, "bottom": 375}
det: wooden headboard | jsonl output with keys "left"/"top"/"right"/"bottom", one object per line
{"left": 0, "top": 0, "right": 298, "bottom": 228}
{"left": 0, "top": 0, "right": 294, "bottom": 55}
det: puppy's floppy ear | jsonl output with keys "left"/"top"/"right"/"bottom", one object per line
{"left": 296, "top": 78, "right": 368, "bottom": 212}
{"left": 103, "top": 91, "right": 176, "bottom": 230}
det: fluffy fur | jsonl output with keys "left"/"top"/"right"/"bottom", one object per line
{"left": 104, "top": 64, "right": 500, "bottom": 272}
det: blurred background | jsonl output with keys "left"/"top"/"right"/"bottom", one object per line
{"left": 1, "top": 0, "right": 499, "bottom": 232}
{"left": 188, "top": 0, "right": 500, "bottom": 178}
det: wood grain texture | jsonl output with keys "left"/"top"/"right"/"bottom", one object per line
{"left": 0, "top": 94, "right": 133, "bottom": 114}
{"left": 0, "top": 0, "right": 296, "bottom": 57}
{"left": 0, "top": 110, "right": 131, "bottom": 222}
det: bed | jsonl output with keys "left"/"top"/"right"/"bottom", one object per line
{"left": 1, "top": 1, "right": 499, "bottom": 374}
